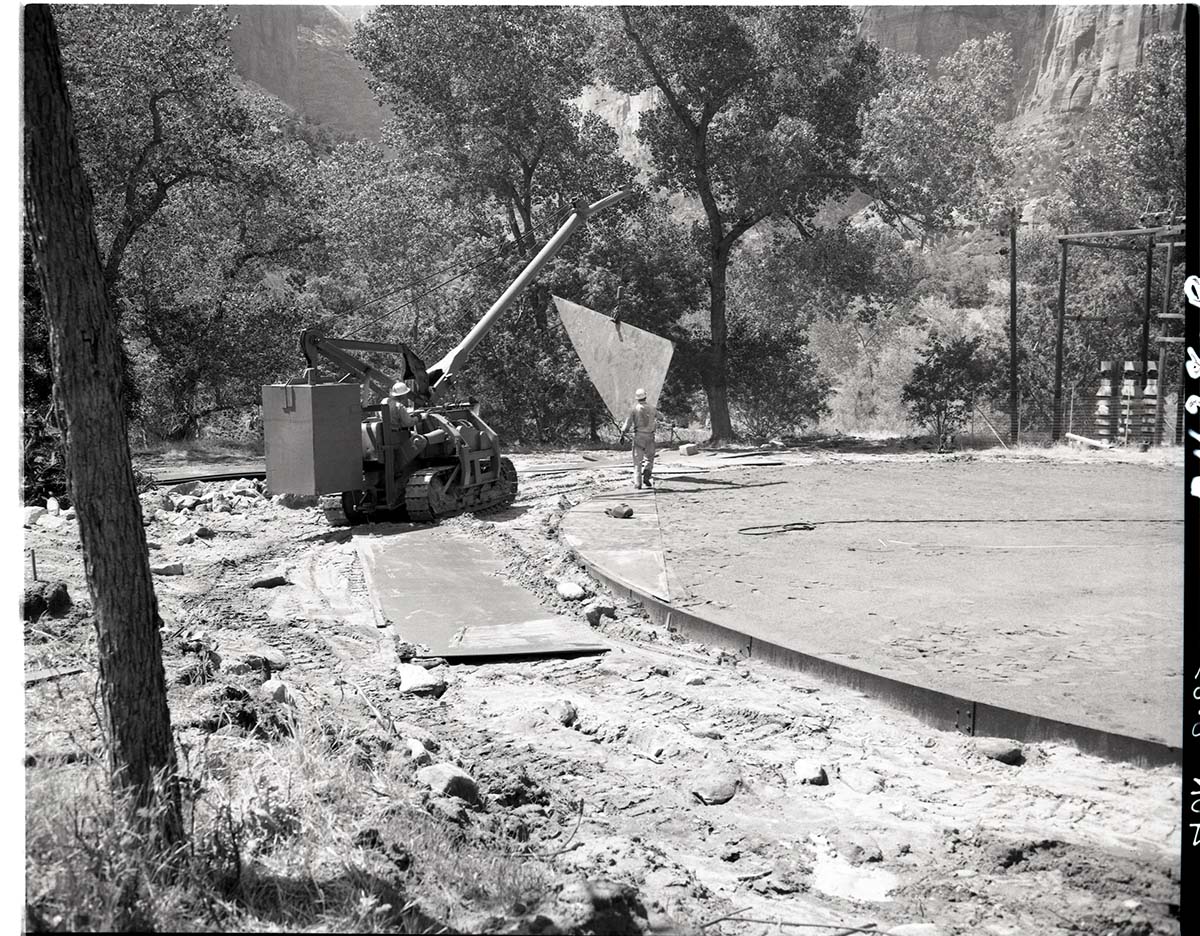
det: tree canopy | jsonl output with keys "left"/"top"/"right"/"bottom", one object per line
{"left": 590, "top": 7, "right": 1014, "bottom": 440}
{"left": 1066, "top": 32, "right": 1187, "bottom": 230}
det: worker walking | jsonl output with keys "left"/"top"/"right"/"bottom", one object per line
{"left": 623, "top": 388, "right": 657, "bottom": 489}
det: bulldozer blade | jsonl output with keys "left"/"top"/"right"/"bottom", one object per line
{"left": 553, "top": 295, "right": 674, "bottom": 424}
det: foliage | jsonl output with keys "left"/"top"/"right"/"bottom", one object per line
{"left": 351, "top": 5, "right": 633, "bottom": 311}
{"left": 22, "top": 242, "right": 67, "bottom": 504}
{"left": 1066, "top": 32, "right": 1186, "bottom": 230}
{"left": 902, "top": 333, "right": 1001, "bottom": 442}
{"left": 858, "top": 34, "right": 1016, "bottom": 233}
{"left": 56, "top": 5, "right": 267, "bottom": 286}
{"left": 727, "top": 314, "right": 831, "bottom": 439}
{"left": 590, "top": 9, "right": 1016, "bottom": 440}
{"left": 591, "top": 6, "right": 882, "bottom": 440}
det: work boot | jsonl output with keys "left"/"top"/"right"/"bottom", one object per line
{"left": 643, "top": 471, "right": 653, "bottom": 488}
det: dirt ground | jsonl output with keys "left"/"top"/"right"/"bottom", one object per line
{"left": 23, "top": 447, "right": 1182, "bottom": 934}
{"left": 655, "top": 454, "right": 1184, "bottom": 746}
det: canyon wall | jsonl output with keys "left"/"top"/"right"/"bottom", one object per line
{"left": 227, "top": 5, "right": 1186, "bottom": 191}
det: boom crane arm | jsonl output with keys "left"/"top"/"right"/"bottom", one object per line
{"left": 425, "top": 188, "right": 631, "bottom": 399}
{"left": 292, "top": 189, "right": 630, "bottom": 405}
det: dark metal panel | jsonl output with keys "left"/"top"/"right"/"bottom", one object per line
{"left": 972, "top": 703, "right": 1180, "bottom": 768}
{"left": 262, "top": 383, "right": 364, "bottom": 496}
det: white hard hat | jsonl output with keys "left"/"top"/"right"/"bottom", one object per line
{"left": 635, "top": 388, "right": 647, "bottom": 400}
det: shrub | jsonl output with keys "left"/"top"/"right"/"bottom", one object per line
{"left": 902, "top": 333, "right": 999, "bottom": 446}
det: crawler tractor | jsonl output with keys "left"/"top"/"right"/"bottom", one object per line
{"left": 261, "top": 189, "right": 630, "bottom": 523}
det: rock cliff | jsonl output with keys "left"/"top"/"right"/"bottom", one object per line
{"left": 227, "top": 5, "right": 1185, "bottom": 193}
{"left": 229, "top": 4, "right": 385, "bottom": 141}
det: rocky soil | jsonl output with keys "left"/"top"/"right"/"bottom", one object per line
{"left": 23, "top": 451, "right": 1182, "bottom": 934}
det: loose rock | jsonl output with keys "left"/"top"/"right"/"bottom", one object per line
{"left": 23, "top": 581, "right": 73, "bottom": 621}
{"left": 792, "top": 760, "right": 829, "bottom": 786}
{"left": 682, "top": 672, "right": 709, "bottom": 686}
{"left": 228, "top": 645, "right": 291, "bottom": 675}
{"left": 250, "top": 574, "right": 290, "bottom": 589}
{"left": 974, "top": 738, "right": 1025, "bottom": 766}
{"left": 37, "top": 515, "right": 66, "bottom": 531}
{"left": 557, "top": 581, "right": 587, "bottom": 601}
{"left": 260, "top": 678, "right": 294, "bottom": 706}
{"left": 274, "top": 492, "right": 319, "bottom": 509}
{"left": 416, "top": 763, "right": 479, "bottom": 805}
{"left": 546, "top": 877, "right": 650, "bottom": 935}
{"left": 195, "top": 525, "right": 216, "bottom": 539}
{"left": 691, "top": 767, "right": 740, "bottom": 805}
{"left": 46, "top": 497, "right": 61, "bottom": 516}
{"left": 151, "top": 563, "right": 185, "bottom": 576}
{"left": 24, "top": 506, "right": 47, "bottom": 526}
{"left": 584, "top": 601, "right": 617, "bottom": 626}
{"left": 679, "top": 443, "right": 699, "bottom": 456}
{"left": 550, "top": 699, "right": 578, "bottom": 727}
{"left": 395, "top": 662, "right": 447, "bottom": 698}
{"left": 404, "top": 738, "right": 433, "bottom": 767}
{"left": 688, "top": 723, "right": 724, "bottom": 740}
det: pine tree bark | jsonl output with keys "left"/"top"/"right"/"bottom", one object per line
{"left": 23, "top": 4, "right": 181, "bottom": 842}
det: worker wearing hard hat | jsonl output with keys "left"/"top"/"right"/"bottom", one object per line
{"left": 623, "top": 388, "right": 657, "bottom": 489}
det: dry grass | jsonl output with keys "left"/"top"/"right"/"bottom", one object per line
{"left": 25, "top": 704, "right": 554, "bottom": 932}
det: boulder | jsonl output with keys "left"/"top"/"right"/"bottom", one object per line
{"left": 172, "top": 495, "right": 201, "bottom": 511}
{"left": 24, "top": 506, "right": 46, "bottom": 526}
{"left": 416, "top": 763, "right": 479, "bottom": 804}
{"left": 584, "top": 601, "right": 617, "bottom": 627}
{"left": 46, "top": 497, "right": 61, "bottom": 516}
{"left": 168, "top": 481, "right": 202, "bottom": 496}
{"left": 690, "top": 767, "right": 740, "bottom": 805}
{"left": 556, "top": 581, "right": 587, "bottom": 601}
{"left": 678, "top": 443, "right": 699, "bottom": 456}
{"left": 37, "top": 514, "right": 66, "bottom": 531}
{"left": 395, "top": 662, "right": 447, "bottom": 698}
{"left": 550, "top": 700, "right": 578, "bottom": 727}
{"left": 22, "top": 584, "right": 58, "bottom": 621}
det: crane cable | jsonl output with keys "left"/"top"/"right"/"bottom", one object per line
{"left": 335, "top": 202, "right": 576, "bottom": 340}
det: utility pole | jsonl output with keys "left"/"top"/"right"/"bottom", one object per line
{"left": 1008, "top": 206, "right": 1019, "bottom": 444}
{"left": 1052, "top": 236, "right": 1067, "bottom": 442}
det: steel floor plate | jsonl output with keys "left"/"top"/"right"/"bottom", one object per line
{"left": 355, "top": 526, "right": 609, "bottom": 658}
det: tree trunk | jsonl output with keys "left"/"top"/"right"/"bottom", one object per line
{"left": 23, "top": 5, "right": 181, "bottom": 843}
{"left": 705, "top": 245, "right": 735, "bottom": 442}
